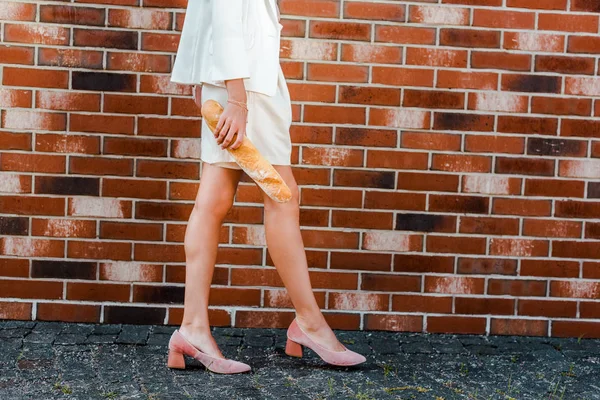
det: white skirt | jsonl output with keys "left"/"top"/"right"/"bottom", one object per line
{"left": 200, "top": 65, "right": 293, "bottom": 170}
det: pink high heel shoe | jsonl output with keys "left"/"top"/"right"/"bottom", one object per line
{"left": 285, "top": 319, "right": 366, "bottom": 366}
{"left": 167, "top": 329, "right": 251, "bottom": 374}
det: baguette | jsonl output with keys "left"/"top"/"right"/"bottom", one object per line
{"left": 201, "top": 99, "right": 293, "bottom": 203}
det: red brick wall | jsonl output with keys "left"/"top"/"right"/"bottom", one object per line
{"left": 1, "top": 0, "right": 599, "bottom": 338}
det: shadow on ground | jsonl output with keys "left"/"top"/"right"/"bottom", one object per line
{"left": 0, "top": 320, "right": 599, "bottom": 399}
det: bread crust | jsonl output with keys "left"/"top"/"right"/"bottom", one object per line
{"left": 201, "top": 99, "right": 293, "bottom": 203}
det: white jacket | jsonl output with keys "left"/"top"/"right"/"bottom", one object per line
{"left": 170, "top": 0, "right": 283, "bottom": 97}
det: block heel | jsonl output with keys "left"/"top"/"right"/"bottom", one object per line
{"left": 167, "top": 349, "right": 186, "bottom": 369}
{"left": 285, "top": 338, "right": 303, "bottom": 358}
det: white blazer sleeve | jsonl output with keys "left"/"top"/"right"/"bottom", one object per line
{"left": 211, "top": 0, "right": 251, "bottom": 82}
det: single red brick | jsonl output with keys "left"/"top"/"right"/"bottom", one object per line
{"left": 37, "top": 303, "right": 100, "bottom": 323}
{"left": 561, "top": 119, "right": 600, "bottom": 138}
{"left": 507, "top": 0, "right": 567, "bottom": 9}
{"left": 490, "top": 238, "right": 549, "bottom": 257}
{"left": 365, "top": 191, "right": 427, "bottom": 211}
{"left": 142, "top": 32, "right": 180, "bottom": 52}
{"left": 0, "top": 279, "right": 63, "bottom": 300}
{"left": 580, "top": 302, "right": 600, "bottom": 319}
{"left": 304, "top": 104, "right": 366, "bottom": 124}
{"left": 67, "top": 282, "right": 130, "bottom": 302}
{"left": 424, "top": 276, "right": 485, "bottom": 294}
{"left": 504, "top": 31, "right": 565, "bottom": 52}
{"left": 361, "top": 274, "right": 421, "bottom": 292}
{"left": 392, "top": 294, "right": 453, "bottom": 313}
{"left": 330, "top": 251, "right": 391, "bottom": 271}
{"left": 4, "top": 23, "right": 69, "bottom": 45}
{"left": 524, "top": 178, "right": 585, "bottom": 198}
{"left": 519, "top": 299, "right": 577, "bottom": 318}
{"left": 471, "top": 51, "right": 531, "bottom": 71}
{"left": 499, "top": 115, "right": 559, "bottom": 134}
{"left": 0, "top": 2, "right": 37, "bottom": 21}
{"left": 341, "top": 43, "right": 402, "bottom": 64}
{"left": 397, "top": 172, "right": 459, "bottom": 192}
{"left": 279, "top": 0, "right": 340, "bottom": 18}
{"left": 532, "top": 96, "right": 591, "bottom": 116}
{"left": 402, "top": 131, "right": 461, "bottom": 151}
{"left": 280, "top": 18, "right": 306, "bottom": 38}
{"left": 310, "top": 21, "right": 371, "bottom": 41}
{"left": 552, "top": 321, "right": 600, "bottom": 338}
{"left": 440, "top": 28, "right": 501, "bottom": 48}
{"left": 339, "top": 85, "right": 401, "bottom": 106}
{"left": 31, "top": 218, "right": 96, "bottom": 238}
{"left": 0, "top": 301, "right": 31, "bottom": 320}
{"left": 235, "top": 310, "right": 295, "bottom": 328}
{"left": 458, "top": 258, "right": 518, "bottom": 275}
{"left": 364, "top": 314, "right": 423, "bottom": 332}
{"left": 404, "top": 89, "right": 464, "bottom": 109}
{"left": 345, "top": 1, "right": 405, "bottom": 21}
{"left": 373, "top": 66, "right": 434, "bottom": 87}
{"left": 329, "top": 292, "right": 388, "bottom": 311}
{"left": 429, "top": 194, "right": 489, "bottom": 214}
{"left": 40, "top": 5, "right": 105, "bottom": 26}
{"left": 474, "top": 9, "right": 535, "bottom": 29}
{"left": 464, "top": 135, "right": 525, "bottom": 154}
{"left": 568, "top": 35, "right": 600, "bottom": 54}
{"left": 70, "top": 114, "right": 134, "bottom": 135}
{"left": 536, "top": 55, "right": 595, "bottom": 75}
{"left": 409, "top": 5, "right": 469, "bottom": 25}
{"left": 336, "top": 127, "right": 396, "bottom": 148}
{"left": 459, "top": 216, "right": 520, "bottom": 235}
{"left": 3, "top": 66, "right": 68, "bottom": 89}
{"left": 437, "top": 70, "right": 498, "bottom": 90}
{"left": 0, "top": 258, "right": 30, "bottom": 278}
{"left": 366, "top": 149, "right": 429, "bottom": 170}
{"left": 491, "top": 319, "right": 547, "bottom": 336}
{"left": 376, "top": 26, "right": 435, "bottom": 45}
{"left": 0, "top": 44, "right": 34, "bottom": 65}
{"left": 522, "top": 219, "right": 582, "bottom": 238}
{"left": 488, "top": 279, "right": 547, "bottom": 296}
{"left": 493, "top": 198, "right": 552, "bottom": 217}
{"left": 406, "top": 48, "right": 468, "bottom": 67}
{"left": 555, "top": 201, "right": 600, "bottom": 219}
{"left": 455, "top": 297, "right": 515, "bottom": 315}
{"left": 68, "top": 241, "right": 132, "bottom": 261}
{"left": 432, "top": 154, "right": 492, "bottom": 173}
{"left": 108, "top": 8, "right": 171, "bottom": 29}
{"left": 538, "top": 13, "right": 598, "bottom": 33}
{"left": 552, "top": 241, "right": 600, "bottom": 259}
{"left": 427, "top": 316, "right": 486, "bottom": 335}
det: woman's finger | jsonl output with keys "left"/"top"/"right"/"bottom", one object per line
{"left": 216, "top": 118, "right": 231, "bottom": 144}
{"left": 215, "top": 113, "right": 227, "bottom": 135}
{"left": 221, "top": 123, "right": 238, "bottom": 149}
{"left": 230, "top": 125, "right": 245, "bottom": 150}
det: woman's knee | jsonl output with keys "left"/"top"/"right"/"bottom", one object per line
{"left": 264, "top": 180, "right": 300, "bottom": 213}
{"left": 193, "top": 189, "right": 235, "bottom": 220}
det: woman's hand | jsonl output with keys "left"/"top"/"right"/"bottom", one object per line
{"left": 215, "top": 78, "right": 248, "bottom": 150}
{"left": 215, "top": 103, "right": 247, "bottom": 150}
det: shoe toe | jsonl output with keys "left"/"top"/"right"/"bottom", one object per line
{"left": 348, "top": 350, "right": 366, "bottom": 365}
{"left": 229, "top": 361, "right": 251, "bottom": 373}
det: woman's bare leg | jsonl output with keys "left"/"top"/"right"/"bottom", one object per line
{"left": 262, "top": 165, "right": 345, "bottom": 352}
{"left": 178, "top": 163, "right": 243, "bottom": 358}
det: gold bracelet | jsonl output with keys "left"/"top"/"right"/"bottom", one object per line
{"left": 227, "top": 99, "right": 248, "bottom": 112}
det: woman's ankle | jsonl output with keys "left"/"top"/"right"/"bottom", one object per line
{"left": 179, "top": 321, "right": 212, "bottom": 335}
{"left": 295, "top": 312, "right": 328, "bottom": 333}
